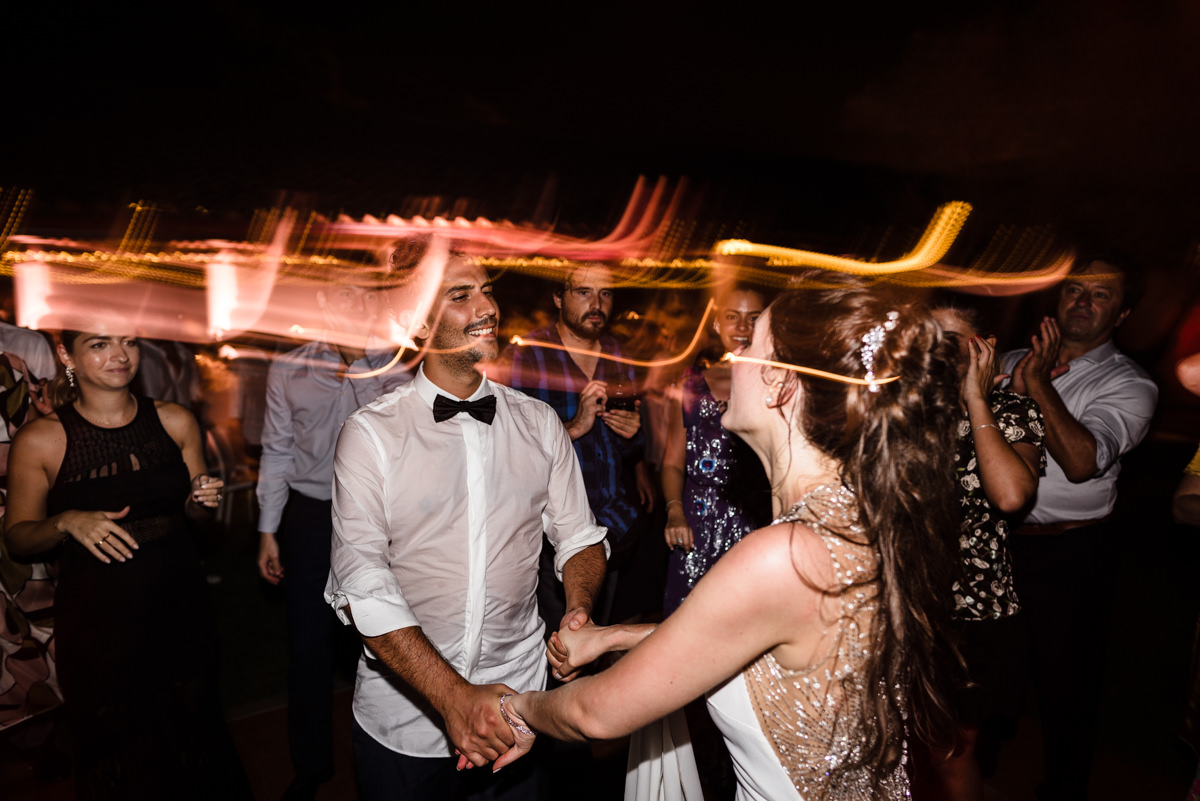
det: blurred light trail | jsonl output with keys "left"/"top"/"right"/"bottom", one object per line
{"left": 317, "top": 176, "right": 690, "bottom": 262}
{"left": 716, "top": 201, "right": 973, "bottom": 274}
{"left": 509, "top": 299, "right": 716, "bottom": 370}
{"left": 722, "top": 352, "right": 901, "bottom": 389}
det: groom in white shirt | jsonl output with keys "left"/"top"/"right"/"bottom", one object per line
{"left": 325, "top": 255, "right": 608, "bottom": 801}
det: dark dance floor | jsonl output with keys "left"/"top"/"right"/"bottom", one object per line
{"left": 3, "top": 437, "right": 1197, "bottom": 800}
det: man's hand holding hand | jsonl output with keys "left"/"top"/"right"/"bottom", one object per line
{"left": 547, "top": 608, "right": 592, "bottom": 681}
{"left": 441, "top": 683, "right": 517, "bottom": 769}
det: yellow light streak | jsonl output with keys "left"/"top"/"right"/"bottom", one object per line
{"left": 722, "top": 353, "right": 901, "bottom": 389}
{"left": 715, "top": 201, "right": 973, "bottom": 274}
{"left": 341, "top": 345, "right": 410, "bottom": 380}
{"left": 509, "top": 299, "right": 717, "bottom": 370}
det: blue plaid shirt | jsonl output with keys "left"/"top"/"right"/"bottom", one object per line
{"left": 505, "top": 325, "right": 644, "bottom": 545}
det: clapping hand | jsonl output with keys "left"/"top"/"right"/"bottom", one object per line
{"left": 1011, "top": 318, "right": 1070, "bottom": 395}
{"left": 963, "top": 335, "right": 1003, "bottom": 406}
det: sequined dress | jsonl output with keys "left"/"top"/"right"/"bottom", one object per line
{"left": 663, "top": 366, "right": 769, "bottom": 616}
{"left": 706, "top": 485, "right": 907, "bottom": 801}
{"left": 47, "top": 397, "right": 249, "bottom": 800}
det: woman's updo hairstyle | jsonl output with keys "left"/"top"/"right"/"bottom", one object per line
{"left": 767, "top": 275, "right": 962, "bottom": 782}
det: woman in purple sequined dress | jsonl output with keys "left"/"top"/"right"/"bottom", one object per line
{"left": 662, "top": 286, "right": 770, "bottom": 616}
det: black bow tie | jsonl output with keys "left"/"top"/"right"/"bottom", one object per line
{"left": 432, "top": 394, "right": 497, "bottom": 425}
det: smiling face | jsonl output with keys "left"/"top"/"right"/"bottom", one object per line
{"left": 713, "top": 289, "right": 765, "bottom": 353}
{"left": 426, "top": 259, "right": 500, "bottom": 368}
{"left": 722, "top": 308, "right": 778, "bottom": 447}
{"left": 556, "top": 264, "right": 614, "bottom": 341}
{"left": 1055, "top": 261, "right": 1129, "bottom": 350}
{"left": 58, "top": 329, "right": 141, "bottom": 392}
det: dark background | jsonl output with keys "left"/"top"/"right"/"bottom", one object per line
{"left": 6, "top": 1, "right": 1200, "bottom": 413}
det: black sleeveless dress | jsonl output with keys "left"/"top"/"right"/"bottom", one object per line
{"left": 47, "top": 396, "right": 249, "bottom": 800}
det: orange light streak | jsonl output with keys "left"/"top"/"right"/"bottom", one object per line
{"left": 722, "top": 353, "right": 901, "bottom": 389}
{"left": 509, "top": 299, "right": 717, "bottom": 370}
{"left": 716, "top": 201, "right": 973, "bottom": 274}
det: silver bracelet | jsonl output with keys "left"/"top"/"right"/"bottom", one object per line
{"left": 499, "top": 693, "right": 533, "bottom": 736}
{"left": 973, "top": 423, "right": 1000, "bottom": 433}
{"left": 666, "top": 499, "right": 683, "bottom": 509}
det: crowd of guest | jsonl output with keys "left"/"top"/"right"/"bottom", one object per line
{"left": 0, "top": 247, "right": 1197, "bottom": 801}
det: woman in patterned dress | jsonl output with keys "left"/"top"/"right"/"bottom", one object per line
{"left": 922, "top": 307, "right": 1044, "bottom": 801}
{"left": 497, "top": 280, "right": 964, "bottom": 800}
{"left": 661, "top": 285, "right": 771, "bottom": 616}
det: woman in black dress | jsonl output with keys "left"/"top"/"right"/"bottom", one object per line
{"left": 4, "top": 325, "right": 250, "bottom": 800}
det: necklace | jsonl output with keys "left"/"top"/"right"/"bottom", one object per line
{"left": 74, "top": 397, "right": 137, "bottom": 428}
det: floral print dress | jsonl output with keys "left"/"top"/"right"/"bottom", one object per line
{"left": 952, "top": 390, "right": 1046, "bottom": 620}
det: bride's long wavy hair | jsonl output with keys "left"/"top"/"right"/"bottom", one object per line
{"left": 767, "top": 277, "right": 961, "bottom": 785}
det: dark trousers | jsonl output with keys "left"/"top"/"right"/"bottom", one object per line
{"left": 352, "top": 717, "right": 541, "bottom": 801}
{"left": 1012, "top": 521, "right": 1116, "bottom": 801}
{"left": 279, "top": 490, "right": 355, "bottom": 783}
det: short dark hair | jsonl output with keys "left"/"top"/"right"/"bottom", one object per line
{"left": 553, "top": 262, "right": 616, "bottom": 302}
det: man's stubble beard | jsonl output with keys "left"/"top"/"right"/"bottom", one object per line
{"left": 563, "top": 309, "right": 607, "bottom": 342}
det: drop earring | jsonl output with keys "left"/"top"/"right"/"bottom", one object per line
{"left": 66, "top": 365, "right": 76, "bottom": 388}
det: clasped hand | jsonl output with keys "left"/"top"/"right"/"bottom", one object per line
{"left": 450, "top": 684, "right": 535, "bottom": 773}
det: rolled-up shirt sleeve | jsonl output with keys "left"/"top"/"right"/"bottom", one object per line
{"left": 539, "top": 406, "right": 609, "bottom": 579}
{"left": 256, "top": 360, "right": 295, "bottom": 534}
{"left": 1081, "top": 372, "right": 1158, "bottom": 475}
{"left": 324, "top": 415, "right": 420, "bottom": 637}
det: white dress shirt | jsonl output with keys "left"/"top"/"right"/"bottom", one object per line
{"left": 256, "top": 338, "right": 410, "bottom": 533}
{"left": 1000, "top": 339, "right": 1157, "bottom": 523}
{"left": 324, "top": 364, "right": 608, "bottom": 757}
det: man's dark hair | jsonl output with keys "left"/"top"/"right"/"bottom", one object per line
{"left": 552, "top": 261, "right": 617, "bottom": 302}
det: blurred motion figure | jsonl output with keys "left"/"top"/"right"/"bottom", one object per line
{"left": 255, "top": 280, "right": 410, "bottom": 800}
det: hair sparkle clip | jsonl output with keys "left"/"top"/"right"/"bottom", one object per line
{"left": 860, "top": 311, "right": 900, "bottom": 393}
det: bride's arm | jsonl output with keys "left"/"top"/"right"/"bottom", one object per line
{"left": 547, "top": 621, "right": 656, "bottom": 680}
{"left": 511, "top": 522, "right": 826, "bottom": 742}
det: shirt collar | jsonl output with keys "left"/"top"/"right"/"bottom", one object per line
{"left": 413, "top": 363, "right": 493, "bottom": 408}
{"left": 1068, "top": 338, "right": 1119, "bottom": 365}
{"left": 312, "top": 336, "right": 396, "bottom": 367}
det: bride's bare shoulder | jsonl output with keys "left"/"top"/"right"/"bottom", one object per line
{"left": 716, "top": 522, "right": 842, "bottom": 595}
